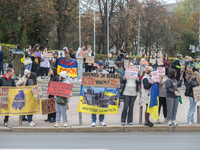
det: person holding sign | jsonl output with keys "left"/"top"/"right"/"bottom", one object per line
{"left": 91, "top": 60, "right": 108, "bottom": 127}
{"left": 165, "top": 69, "right": 183, "bottom": 126}
{"left": 163, "top": 54, "right": 170, "bottom": 76}
{"left": 76, "top": 45, "right": 85, "bottom": 82}
{"left": 84, "top": 45, "right": 94, "bottom": 72}
{"left": 105, "top": 53, "right": 115, "bottom": 74}
{"left": 24, "top": 45, "right": 32, "bottom": 71}
{"left": 122, "top": 53, "right": 129, "bottom": 70}
{"left": 148, "top": 54, "right": 155, "bottom": 70}
{"left": 32, "top": 44, "right": 41, "bottom": 76}
{"left": 141, "top": 66, "right": 154, "bottom": 127}
{"left": 121, "top": 62, "right": 141, "bottom": 125}
{"left": 185, "top": 71, "right": 200, "bottom": 125}
{"left": 140, "top": 53, "right": 147, "bottom": 76}
{"left": 40, "top": 47, "right": 51, "bottom": 80}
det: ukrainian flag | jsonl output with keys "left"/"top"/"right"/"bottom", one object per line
{"left": 104, "top": 88, "right": 116, "bottom": 97}
{"left": 147, "top": 83, "right": 159, "bottom": 121}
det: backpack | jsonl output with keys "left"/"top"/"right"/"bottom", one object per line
{"left": 171, "top": 61, "right": 175, "bottom": 69}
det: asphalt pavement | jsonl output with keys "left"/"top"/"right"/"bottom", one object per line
{"left": 0, "top": 132, "right": 200, "bottom": 150}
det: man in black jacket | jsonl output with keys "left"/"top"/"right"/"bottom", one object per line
{"left": 0, "top": 45, "right": 4, "bottom": 76}
{"left": 116, "top": 49, "right": 124, "bottom": 62}
{"left": 0, "top": 68, "right": 16, "bottom": 127}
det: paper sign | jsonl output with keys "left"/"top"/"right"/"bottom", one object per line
{"left": 77, "top": 58, "right": 83, "bottom": 64}
{"left": 82, "top": 72, "right": 120, "bottom": 88}
{"left": 47, "top": 81, "right": 73, "bottom": 98}
{"left": 32, "top": 85, "right": 43, "bottom": 100}
{"left": 44, "top": 53, "right": 53, "bottom": 58}
{"left": 142, "top": 60, "right": 149, "bottom": 65}
{"left": 157, "top": 58, "right": 163, "bottom": 65}
{"left": 58, "top": 51, "right": 65, "bottom": 58}
{"left": 124, "top": 59, "right": 129, "bottom": 68}
{"left": 193, "top": 86, "right": 200, "bottom": 102}
{"left": 157, "top": 67, "right": 165, "bottom": 75}
{"left": 42, "top": 98, "right": 56, "bottom": 115}
{"left": 34, "top": 52, "right": 41, "bottom": 57}
{"left": 134, "top": 65, "right": 140, "bottom": 71}
{"left": 150, "top": 59, "right": 156, "bottom": 64}
{"left": 80, "top": 51, "right": 88, "bottom": 58}
{"left": 0, "top": 87, "right": 9, "bottom": 109}
{"left": 125, "top": 68, "right": 138, "bottom": 78}
{"left": 85, "top": 56, "right": 94, "bottom": 64}
{"left": 151, "top": 71, "right": 160, "bottom": 82}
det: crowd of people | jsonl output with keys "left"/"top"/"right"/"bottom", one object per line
{"left": 0, "top": 44, "right": 199, "bottom": 128}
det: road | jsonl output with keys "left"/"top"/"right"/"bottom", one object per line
{"left": 0, "top": 132, "right": 199, "bottom": 150}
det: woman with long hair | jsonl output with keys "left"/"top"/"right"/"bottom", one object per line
{"left": 148, "top": 54, "right": 155, "bottom": 70}
{"left": 185, "top": 71, "right": 200, "bottom": 125}
{"left": 69, "top": 48, "right": 75, "bottom": 59}
{"left": 163, "top": 54, "right": 170, "bottom": 76}
{"left": 32, "top": 44, "right": 40, "bottom": 76}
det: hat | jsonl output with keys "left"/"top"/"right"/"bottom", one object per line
{"left": 187, "top": 65, "right": 192, "bottom": 68}
{"left": 24, "top": 69, "right": 31, "bottom": 76}
{"left": 60, "top": 71, "right": 67, "bottom": 78}
{"left": 177, "top": 54, "right": 182, "bottom": 58}
{"left": 194, "top": 56, "right": 197, "bottom": 59}
{"left": 63, "top": 47, "right": 68, "bottom": 50}
{"left": 97, "top": 60, "right": 104, "bottom": 65}
{"left": 124, "top": 53, "right": 128, "bottom": 57}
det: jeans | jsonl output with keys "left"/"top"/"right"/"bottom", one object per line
{"left": 0, "top": 67, "right": 4, "bottom": 75}
{"left": 55, "top": 102, "right": 67, "bottom": 123}
{"left": 27, "top": 115, "right": 33, "bottom": 122}
{"left": 41, "top": 67, "right": 49, "bottom": 77}
{"left": 25, "top": 63, "right": 32, "bottom": 71}
{"left": 187, "top": 97, "right": 196, "bottom": 123}
{"left": 77, "top": 63, "right": 83, "bottom": 80}
{"left": 92, "top": 114, "right": 104, "bottom": 123}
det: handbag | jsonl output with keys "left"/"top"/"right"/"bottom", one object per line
{"left": 24, "top": 57, "right": 32, "bottom": 65}
{"left": 56, "top": 96, "right": 67, "bottom": 106}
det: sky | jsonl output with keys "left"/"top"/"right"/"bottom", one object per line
{"left": 166, "top": 0, "right": 176, "bottom": 3}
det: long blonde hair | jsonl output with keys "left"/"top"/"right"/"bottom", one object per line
{"left": 192, "top": 71, "right": 200, "bottom": 85}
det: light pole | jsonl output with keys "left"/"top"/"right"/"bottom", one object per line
{"left": 137, "top": 14, "right": 140, "bottom": 56}
{"left": 45, "top": 38, "right": 49, "bottom": 48}
{"left": 79, "top": 0, "right": 81, "bottom": 47}
{"left": 107, "top": 0, "right": 109, "bottom": 55}
{"left": 94, "top": 0, "right": 96, "bottom": 56}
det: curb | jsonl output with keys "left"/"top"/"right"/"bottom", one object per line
{"left": 0, "top": 125, "right": 200, "bottom": 132}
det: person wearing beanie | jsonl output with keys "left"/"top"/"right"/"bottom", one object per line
{"left": 54, "top": 71, "right": 71, "bottom": 127}
{"left": 16, "top": 69, "right": 31, "bottom": 121}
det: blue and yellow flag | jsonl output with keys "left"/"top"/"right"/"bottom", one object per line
{"left": 57, "top": 58, "right": 77, "bottom": 77}
{"left": 104, "top": 88, "right": 115, "bottom": 97}
{"left": 0, "top": 86, "right": 42, "bottom": 116}
{"left": 147, "top": 83, "right": 159, "bottom": 121}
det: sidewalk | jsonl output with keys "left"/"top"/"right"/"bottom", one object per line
{"left": 0, "top": 89, "right": 200, "bottom": 132}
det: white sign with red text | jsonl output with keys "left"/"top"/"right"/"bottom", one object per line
{"left": 125, "top": 68, "right": 138, "bottom": 78}
{"left": 157, "top": 67, "right": 165, "bottom": 75}
{"left": 151, "top": 71, "right": 160, "bottom": 82}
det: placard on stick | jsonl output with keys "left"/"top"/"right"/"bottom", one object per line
{"left": 82, "top": 72, "right": 120, "bottom": 88}
{"left": 85, "top": 56, "right": 94, "bottom": 63}
{"left": 47, "top": 81, "right": 73, "bottom": 98}
{"left": 193, "top": 86, "right": 200, "bottom": 102}
{"left": 32, "top": 85, "right": 43, "bottom": 100}
{"left": 125, "top": 68, "right": 138, "bottom": 78}
{"left": 157, "top": 58, "right": 164, "bottom": 65}
{"left": 150, "top": 59, "right": 156, "bottom": 64}
{"left": 157, "top": 67, "right": 165, "bottom": 75}
{"left": 42, "top": 98, "right": 56, "bottom": 115}
{"left": 0, "top": 87, "right": 9, "bottom": 109}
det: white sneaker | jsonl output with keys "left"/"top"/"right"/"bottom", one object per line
{"left": 164, "top": 118, "right": 167, "bottom": 123}
{"left": 4, "top": 122, "right": 8, "bottom": 127}
{"left": 99, "top": 122, "right": 106, "bottom": 126}
{"left": 63, "top": 123, "right": 67, "bottom": 127}
{"left": 187, "top": 122, "right": 193, "bottom": 125}
{"left": 168, "top": 121, "right": 172, "bottom": 126}
{"left": 54, "top": 122, "right": 60, "bottom": 127}
{"left": 172, "top": 121, "right": 178, "bottom": 126}
{"left": 78, "top": 79, "right": 82, "bottom": 82}
{"left": 29, "top": 121, "right": 36, "bottom": 127}
{"left": 121, "top": 122, "right": 125, "bottom": 125}
{"left": 91, "top": 122, "right": 96, "bottom": 127}
{"left": 155, "top": 119, "right": 161, "bottom": 124}
{"left": 192, "top": 121, "right": 197, "bottom": 125}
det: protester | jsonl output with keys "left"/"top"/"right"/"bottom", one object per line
{"left": 45, "top": 67, "right": 59, "bottom": 123}
{"left": 0, "top": 45, "right": 4, "bottom": 76}
{"left": 63, "top": 47, "right": 72, "bottom": 60}
{"left": 116, "top": 49, "right": 124, "bottom": 62}
{"left": 91, "top": 60, "right": 108, "bottom": 127}
{"left": 185, "top": 67, "right": 193, "bottom": 82}
{"left": 110, "top": 51, "right": 115, "bottom": 61}
{"left": 69, "top": 48, "right": 75, "bottom": 59}
{"left": 114, "top": 61, "right": 123, "bottom": 78}
{"left": 54, "top": 71, "right": 71, "bottom": 127}
{"left": 140, "top": 53, "right": 147, "bottom": 75}
{"left": 148, "top": 54, "right": 155, "bottom": 70}
{"left": 163, "top": 54, "right": 170, "bottom": 76}
{"left": 185, "top": 71, "right": 200, "bottom": 125}
{"left": 131, "top": 56, "right": 138, "bottom": 65}
{"left": 51, "top": 50, "right": 58, "bottom": 67}
{"left": 24, "top": 45, "right": 32, "bottom": 71}
{"left": 76, "top": 44, "right": 85, "bottom": 82}
{"left": 84, "top": 45, "right": 94, "bottom": 72}
{"left": 13, "top": 44, "right": 23, "bottom": 76}
{"left": 0, "top": 68, "right": 16, "bottom": 127}
{"left": 40, "top": 47, "right": 51, "bottom": 80}
{"left": 105, "top": 53, "right": 115, "bottom": 74}
{"left": 165, "top": 69, "right": 183, "bottom": 126}
{"left": 121, "top": 62, "right": 141, "bottom": 125}
{"left": 141, "top": 66, "right": 154, "bottom": 127}
{"left": 155, "top": 53, "right": 162, "bottom": 70}
{"left": 174, "top": 54, "right": 182, "bottom": 81}
{"left": 32, "top": 44, "right": 41, "bottom": 76}
{"left": 193, "top": 56, "right": 199, "bottom": 72}
{"left": 122, "top": 53, "right": 129, "bottom": 70}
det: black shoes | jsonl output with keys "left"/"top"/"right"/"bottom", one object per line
{"left": 22, "top": 118, "right": 28, "bottom": 121}
{"left": 44, "top": 118, "right": 51, "bottom": 122}
{"left": 45, "top": 118, "right": 55, "bottom": 123}
{"left": 144, "top": 121, "right": 154, "bottom": 127}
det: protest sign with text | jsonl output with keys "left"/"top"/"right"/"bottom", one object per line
{"left": 142, "top": 60, "right": 149, "bottom": 65}
{"left": 80, "top": 51, "right": 88, "bottom": 58}
{"left": 124, "top": 59, "right": 129, "bottom": 68}
{"left": 151, "top": 71, "right": 160, "bottom": 82}
{"left": 47, "top": 81, "right": 73, "bottom": 98}
{"left": 125, "top": 68, "right": 138, "bottom": 78}
{"left": 44, "top": 53, "right": 53, "bottom": 58}
{"left": 85, "top": 56, "right": 94, "bottom": 64}
{"left": 157, "top": 58, "right": 164, "bottom": 65}
{"left": 193, "top": 86, "right": 200, "bottom": 102}
{"left": 150, "top": 59, "right": 156, "bottom": 64}
{"left": 32, "top": 85, "right": 43, "bottom": 100}
{"left": 157, "top": 67, "right": 165, "bottom": 75}
{"left": 0, "top": 87, "right": 9, "bottom": 109}
{"left": 58, "top": 51, "right": 65, "bottom": 58}
{"left": 34, "top": 52, "right": 41, "bottom": 57}
{"left": 42, "top": 98, "right": 56, "bottom": 115}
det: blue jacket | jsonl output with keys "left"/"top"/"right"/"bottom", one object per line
{"left": 0, "top": 50, "right": 4, "bottom": 68}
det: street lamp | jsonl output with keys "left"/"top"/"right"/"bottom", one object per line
{"left": 45, "top": 38, "right": 49, "bottom": 48}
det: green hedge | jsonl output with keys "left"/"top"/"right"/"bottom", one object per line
{"left": 0, "top": 43, "right": 15, "bottom": 63}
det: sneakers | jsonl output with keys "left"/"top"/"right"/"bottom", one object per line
{"left": 49, "top": 119, "right": 55, "bottom": 123}
{"left": 187, "top": 122, "right": 193, "bottom": 125}
{"left": 192, "top": 121, "right": 197, "bottom": 125}
{"left": 155, "top": 119, "right": 161, "bottom": 124}
{"left": 168, "top": 121, "right": 172, "bottom": 126}
{"left": 128, "top": 122, "right": 132, "bottom": 125}
{"left": 172, "top": 121, "right": 178, "bottom": 126}
{"left": 91, "top": 122, "right": 96, "bottom": 127}
{"left": 99, "top": 122, "right": 106, "bottom": 126}
{"left": 144, "top": 121, "right": 153, "bottom": 127}
{"left": 29, "top": 121, "right": 36, "bottom": 127}
{"left": 64, "top": 123, "right": 67, "bottom": 127}
{"left": 54, "top": 122, "right": 60, "bottom": 127}
{"left": 4, "top": 122, "right": 8, "bottom": 127}
{"left": 78, "top": 79, "right": 82, "bottom": 82}
{"left": 121, "top": 122, "right": 125, "bottom": 125}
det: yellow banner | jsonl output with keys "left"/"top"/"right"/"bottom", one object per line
{"left": 0, "top": 86, "right": 42, "bottom": 116}
{"left": 57, "top": 65, "right": 77, "bottom": 77}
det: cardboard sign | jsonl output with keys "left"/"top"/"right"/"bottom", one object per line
{"left": 82, "top": 72, "right": 120, "bottom": 88}
{"left": 42, "top": 98, "right": 56, "bottom": 115}
{"left": 142, "top": 60, "right": 149, "bottom": 65}
{"left": 77, "top": 58, "right": 83, "bottom": 64}
{"left": 193, "top": 86, "right": 200, "bottom": 102}
{"left": 32, "top": 85, "right": 43, "bottom": 100}
{"left": 124, "top": 59, "right": 129, "bottom": 68}
{"left": 58, "top": 51, "right": 65, "bottom": 58}
{"left": 34, "top": 52, "right": 41, "bottom": 57}
{"left": 44, "top": 53, "right": 53, "bottom": 58}
{"left": 125, "top": 68, "right": 138, "bottom": 78}
{"left": 157, "top": 67, "right": 165, "bottom": 75}
{"left": 150, "top": 59, "right": 156, "bottom": 64}
{"left": 157, "top": 58, "right": 163, "bottom": 65}
{"left": 151, "top": 71, "right": 160, "bottom": 82}
{"left": 0, "top": 87, "right": 9, "bottom": 109}
{"left": 85, "top": 56, "right": 94, "bottom": 64}
{"left": 80, "top": 51, "right": 88, "bottom": 58}
{"left": 47, "top": 81, "right": 73, "bottom": 98}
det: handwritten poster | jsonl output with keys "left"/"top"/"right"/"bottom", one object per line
{"left": 157, "top": 58, "right": 164, "bottom": 65}
{"left": 42, "top": 98, "right": 56, "bottom": 115}
{"left": 32, "top": 85, "right": 43, "bottom": 100}
{"left": 125, "top": 68, "right": 138, "bottom": 78}
{"left": 157, "top": 67, "right": 165, "bottom": 75}
{"left": 142, "top": 60, "right": 149, "bottom": 65}
{"left": 150, "top": 59, "right": 156, "bottom": 64}
{"left": 151, "top": 71, "right": 160, "bottom": 82}
{"left": 85, "top": 56, "right": 94, "bottom": 64}
{"left": 193, "top": 86, "right": 200, "bottom": 102}
{"left": 80, "top": 51, "right": 88, "bottom": 58}
{"left": 0, "top": 87, "right": 9, "bottom": 109}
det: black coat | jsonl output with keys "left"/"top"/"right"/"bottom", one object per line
{"left": 0, "top": 76, "right": 16, "bottom": 86}
{"left": 70, "top": 53, "right": 76, "bottom": 59}
{"left": 84, "top": 51, "right": 94, "bottom": 67}
{"left": 116, "top": 54, "right": 124, "bottom": 62}
{"left": 185, "top": 78, "right": 199, "bottom": 97}
{"left": 0, "top": 50, "right": 4, "bottom": 68}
